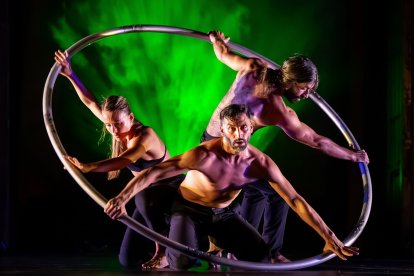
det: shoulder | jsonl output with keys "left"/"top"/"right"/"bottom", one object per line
{"left": 252, "top": 58, "right": 268, "bottom": 68}
{"left": 191, "top": 139, "right": 222, "bottom": 160}
{"left": 137, "top": 125, "right": 160, "bottom": 139}
{"left": 247, "top": 144, "right": 274, "bottom": 165}
{"left": 177, "top": 140, "right": 218, "bottom": 170}
{"left": 245, "top": 145, "right": 278, "bottom": 178}
{"left": 129, "top": 126, "right": 159, "bottom": 148}
{"left": 193, "top": 138, "right": 219, "bottom": 158}
{"left": 247, "top": 144, "right": 266, "bottom": 157}
{"left": 234, "top": 60, "right": 267, "bottom": 83}
{"left": 238, "top": 57, "right": 267, "bottom": 74}
{"left": 266, "top": 94, "right": 293, "bottom": 117}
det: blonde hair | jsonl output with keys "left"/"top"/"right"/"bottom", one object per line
{"left": 99, "top": 95, "right": 142, "bottom": 180}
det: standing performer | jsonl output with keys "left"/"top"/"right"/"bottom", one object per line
{"left": 54, "top": 50, "right": 184, "bottom": 269}
{"left": 201, "top": 31, "right": 369, "bottom": 262}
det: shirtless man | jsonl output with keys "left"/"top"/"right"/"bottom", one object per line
{"left": 105, "top": 104, "right": 359, "bottom": 270}
{"left": 201, "top": 31, "right": 370, "bottom": 262}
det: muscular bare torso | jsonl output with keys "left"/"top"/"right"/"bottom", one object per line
{"left": 206, "top": 70, "right": 286, "bottom": 137}
{"left": 179, "top": 138, "right": 264, "bottom": 208}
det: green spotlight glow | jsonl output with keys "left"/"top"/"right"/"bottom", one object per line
{"left": 51, "top": 0, "right": 334, "bottom": 159}
{"left": 51, "top": 0, "right": 256, "bottom": 157}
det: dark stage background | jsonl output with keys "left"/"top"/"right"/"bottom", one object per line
{"left": 1, "top": 0, "right": 413, "bottom": 264}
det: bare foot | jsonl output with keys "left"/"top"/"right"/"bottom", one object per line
{"left": 226, "top": 252, "right": 237, "bottom": 260}
{"left": 272, "top": 254, "right": 290, "bottom": 263}
{"left": 209, "top": 250, "right": 223, "bottom": 271}
{"left": 209, "top": 250, "right": 238, "bottom": 271}
{"left": 142, "top": 254, "right": 169, "bottom": 270}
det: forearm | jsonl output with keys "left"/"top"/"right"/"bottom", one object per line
{"left": 103, "top": 170, "right": 155, "bottom": 219}
{"left": 282, "top": 112, "right": 362, "bottom": 162}
{"left": 117, "top": 169, "right": 155, "bottom": 203}
{"left": 117, "top": 160, "right": 187, "bottom": 204}
{"left": 65, "top": 72, "right": 98, "bottom": 107}
{"left": 314, "top": 136, "right": 356, "bottom": 161}
{"left": 211, "top": 39, "right": 230, "bottom": 63}
{"left": 290, "top": 197, "right": 335, "bottom": 242}
{"left": 86, "top": 157, "right": 132, "bottom": 173}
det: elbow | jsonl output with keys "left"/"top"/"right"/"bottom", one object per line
{"left": 289, "top": 196, "right": 308, "bottom": 214}
{"left": 311, "top": 136, "right": 326, "bottom": 150}
{"left": 289, "top": 197, "right": 300, "bottom": 209}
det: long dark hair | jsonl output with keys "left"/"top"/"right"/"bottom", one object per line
{"left": 280, "top": 54, "right": 319, "bottom": 89}
{"left": 255, "top": 59, "right": 281, "bottom": 97}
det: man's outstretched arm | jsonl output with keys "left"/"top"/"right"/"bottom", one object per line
{"left": 258, "top": 154, "right": 359, "bottom": 260}
{"left": 104, "top": 156, "right": 188, "bottom": 219}
{"left": 277, "top": 104, "right": 369, "bottom": 163}
{"left": 104, "top": 146, "right": 207, "bottom": 219}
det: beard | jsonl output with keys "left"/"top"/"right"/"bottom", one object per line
{"left": 231, "top": 138, "right": 248, "bottom": 152}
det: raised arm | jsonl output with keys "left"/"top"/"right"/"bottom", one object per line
{"left": 276, "top": 104, "right": 369, "bottom": 163}
{"left": 257, "top": 154, "right": 359, "bottom": 260}
{"left": 54, "top": 50, "right": 103, "bottom": 121}
{"left": 208, "top": 30, "right": 258, "bottom": 72}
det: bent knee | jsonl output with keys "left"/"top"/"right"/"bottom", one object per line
{"left": 167, "top": 250, "right": 196, "bottom": 270}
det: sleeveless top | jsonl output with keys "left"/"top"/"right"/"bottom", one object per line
{"left": 126, "top": 146, "right": 167, "bottom": 172}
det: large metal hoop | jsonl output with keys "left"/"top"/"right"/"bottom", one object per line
{"left": 42, "top": 24, "right": 372, "bottom": 270}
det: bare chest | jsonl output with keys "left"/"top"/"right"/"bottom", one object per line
{"left": 205, "top": 158, "right": 255, "bottom": 190}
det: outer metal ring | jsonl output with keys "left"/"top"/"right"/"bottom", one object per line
{"left": 42, "top": 24, "right": 372, "bottom": 270}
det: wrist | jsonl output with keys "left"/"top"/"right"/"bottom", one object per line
{"left": 118, "top": 192, "right": 130, "bottom": 205}
{"left": 215, "top": 39, "right": 225, "bottom": 45}
{"left": 350, "top": 153, "right": 357, "bottom": 162}
{"left": 84, "top": 163, "right": 96, "bottom": 173}
{"left": 323, "top": 229, "right": 335, "bottom": 242}
{"left": 66, "top": 72, "right": 76, "bottom": 79}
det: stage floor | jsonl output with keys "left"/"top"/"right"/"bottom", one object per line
{"left": 1, "top": 255, "right": 413, "bottom": 275}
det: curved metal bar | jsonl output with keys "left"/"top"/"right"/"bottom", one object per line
{"left": 43, "top": 24, "right": 372, "bottom": 271}
{"left": 309, "top": 92, "right": 372, "bottom": 246}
